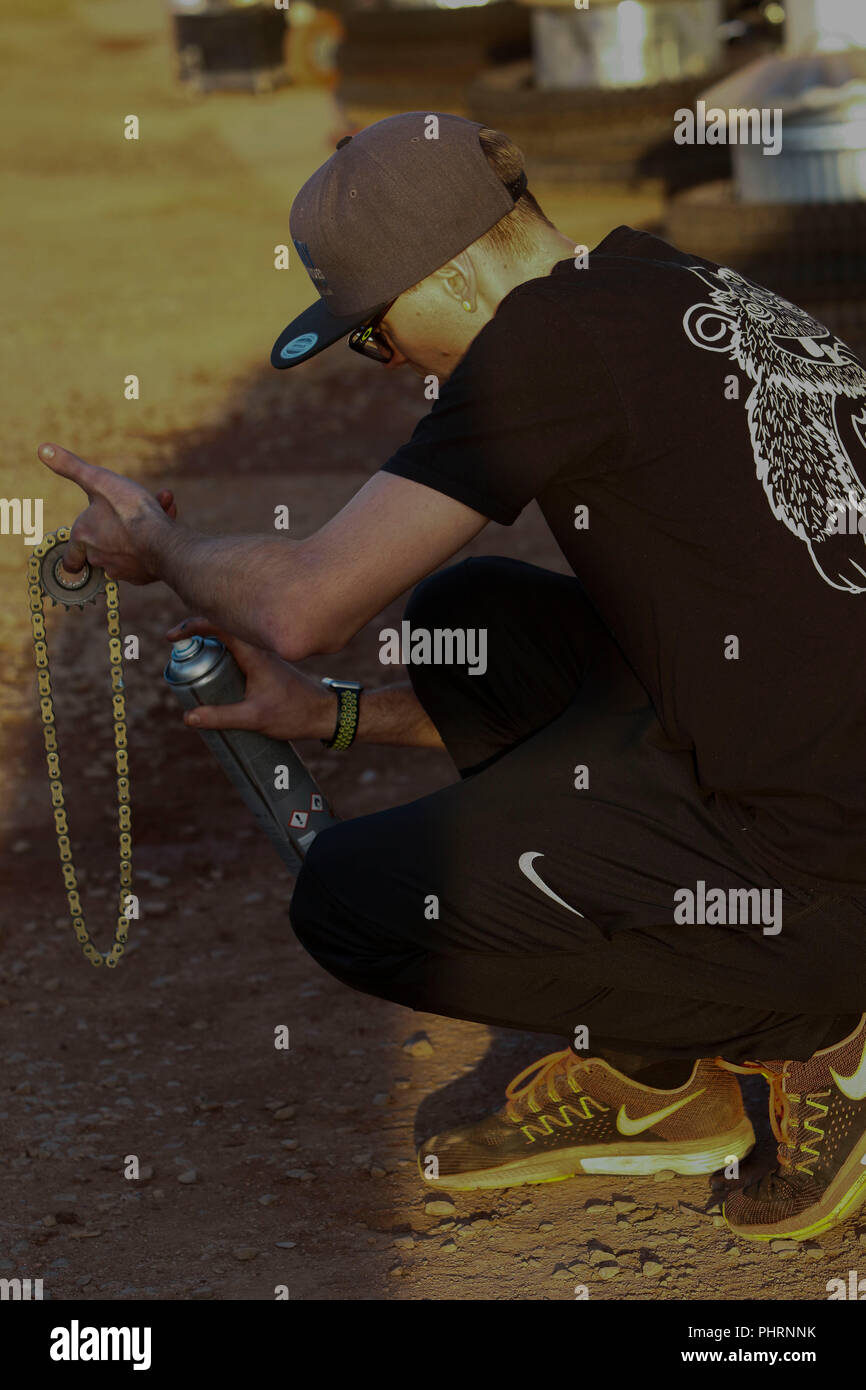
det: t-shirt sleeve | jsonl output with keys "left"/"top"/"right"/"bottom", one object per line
{"left": 379, "top": 283, "right": 624, "bottom": 525}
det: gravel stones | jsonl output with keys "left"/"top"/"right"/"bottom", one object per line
{"left": 424, "top": 1199, "right": 455, "bottom": 1217}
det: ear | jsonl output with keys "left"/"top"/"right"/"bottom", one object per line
{"left": 434, "top": 253, "right": 476, "bottom": 311}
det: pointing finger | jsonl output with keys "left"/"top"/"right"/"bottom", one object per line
{"left": 37, "top": 442, "right": 108, "bottom": 500}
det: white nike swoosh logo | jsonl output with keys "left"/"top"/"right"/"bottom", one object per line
{"left": 830, "top": 1040, "right": 866, "bottom": 1101}
{"left": 518, "top": 852, "right": 584, "bottom": 918}
{"left": 616, "top": 1088, "right": 705, "bottom": 1136}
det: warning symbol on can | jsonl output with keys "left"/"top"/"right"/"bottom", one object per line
{"left": 289, "top": 810, "right": 309, "bottom": 828}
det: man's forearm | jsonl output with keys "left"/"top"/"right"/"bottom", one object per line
{"left": 137, "top": 513, "right": 309, "bottom": 654}
{"left": 353, "top": 683, "right": 444, "bottom": 749}
{"left": 136, "top": 514, "right": 445, "bottom": 749}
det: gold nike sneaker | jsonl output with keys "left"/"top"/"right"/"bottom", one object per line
{"left": 722, "top": 1013, "right": 866, "bottom": 1241}
{"left": 417, "top": 1049, "right": 754, "bottom": 1190}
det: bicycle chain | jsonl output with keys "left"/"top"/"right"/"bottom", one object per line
{"left": 27, "top": 527, "right": 131, "bottom": 968}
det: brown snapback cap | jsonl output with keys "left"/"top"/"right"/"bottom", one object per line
{"left": 270, "top": 111, "right": 526, "bottom": 369}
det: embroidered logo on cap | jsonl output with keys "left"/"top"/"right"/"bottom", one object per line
{"left": 280, "top": 332, "right": 318, "bottom": 360}
{"left": 293, "top": 239, "right": 332, "bottom": 296}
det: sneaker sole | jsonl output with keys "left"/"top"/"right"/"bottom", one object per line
{"left": 419, "top": 1116, "right": 755, "bottom": 1191}
{"left": 724, "top": 1130, "right": 866, "bottom": 1241}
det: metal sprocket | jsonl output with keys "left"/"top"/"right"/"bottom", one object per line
{"left": 38, "top": 538, "right": 106, "bottom": 609}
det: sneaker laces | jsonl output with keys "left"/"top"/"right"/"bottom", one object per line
{"left": 719, "top": 1057, "right": 829, "bottom": 1177}
{"left": 504, "top": 1049, "right": 589, "bottom": 1124}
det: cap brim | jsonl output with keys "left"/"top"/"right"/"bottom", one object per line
{"left": 270, "top": 297, "right": 385, "bottom": 370}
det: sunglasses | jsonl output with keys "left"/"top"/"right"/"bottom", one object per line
{"left": 348, "top": 299, "right": 396, "bottom": 363}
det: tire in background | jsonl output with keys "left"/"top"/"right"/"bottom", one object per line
{"left": 467, "top": 62, "right": 732, "bottom": 191}
{"left": 665, "top": 178, "right": 866, "bottom": 361}
{"left": 665, "top": 180, "right": 866, "bottom": 300}
{"left": 335, "top": 3, "right": 530, "bottom": 125}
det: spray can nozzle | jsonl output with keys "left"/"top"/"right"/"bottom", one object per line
{"left": 170, "top": 636, "right": 205, "bottom": 661}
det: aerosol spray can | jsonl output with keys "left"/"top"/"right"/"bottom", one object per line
{"left": 164, "top": 636, "right": 339, "bottom": 873}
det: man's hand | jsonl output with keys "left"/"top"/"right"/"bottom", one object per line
{"left": 37, "top": 442, "right": 177, "bottom": 583}
{"left": 33, "top": 456, "right": 490, "bottom": 660}
{"left": 165, "top": 617, "right": 334, "bottom": 741}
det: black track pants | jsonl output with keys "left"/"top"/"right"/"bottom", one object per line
{"left": 290, "top": 557, "right": 864, "bottom": 1064}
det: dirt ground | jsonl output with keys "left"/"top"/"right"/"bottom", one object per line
{"left": 1, "top": 2, "right": 864, "bottom": 1303}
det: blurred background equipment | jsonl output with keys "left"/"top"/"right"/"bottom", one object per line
{"left": 711, "top": 46, "right": 866, "bottom": 203}
{"left": 333, "top": 0, "right": 782, "bottom": 191}
{"left": 466, "top": 0, "right": 779, "bottom": 190}
{"left": 170, "top": 0, "right": 289, "bottom": 94}
{"left": 665, "top": 0, "right": 866, "bottom": 356}
{"left": 335, "top": 1, "right": 531, "bottom": 124}
{"left": 285, "top": 1, "right": 344, "bottom": 87}
{"left": 526, "top": 0, "right": 724, "bottom": 91}
{"left": 784, "top": 0, "right": 866, "bottom": 52}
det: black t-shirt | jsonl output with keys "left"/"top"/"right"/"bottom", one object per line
{"left": 381, "top": 225, "right": 866, "bottom": 891}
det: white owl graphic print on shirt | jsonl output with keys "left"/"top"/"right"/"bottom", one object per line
{"left": 682, "top": 265, "right": 866, "bottom": 593}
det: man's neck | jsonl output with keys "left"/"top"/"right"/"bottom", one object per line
{"left": 505, "top": 227, "right": 579, "bottom": 295}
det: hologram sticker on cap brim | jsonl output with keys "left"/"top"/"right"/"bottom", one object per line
{"left": 280, "top": 332, "right": 319, "bottom": 360}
